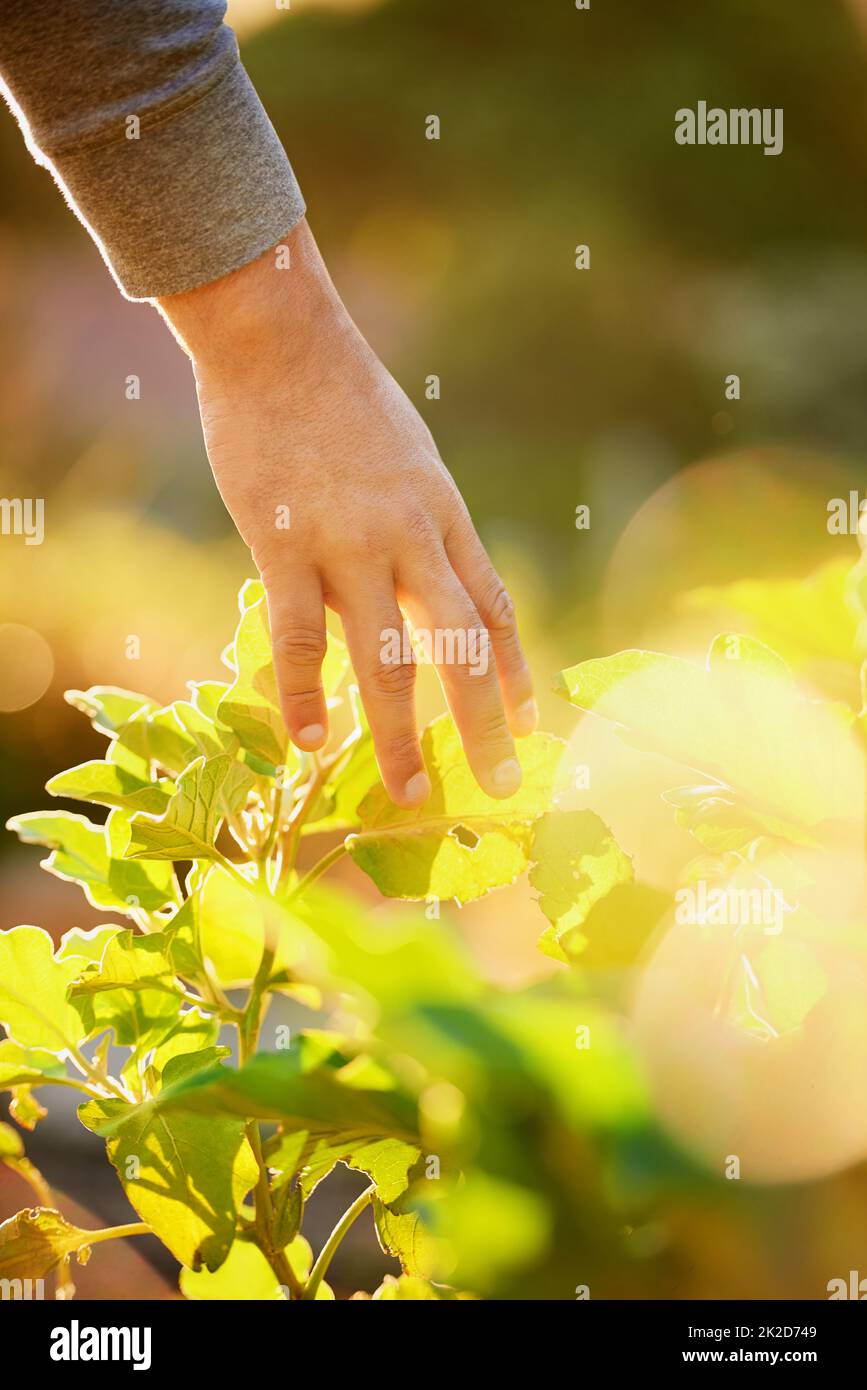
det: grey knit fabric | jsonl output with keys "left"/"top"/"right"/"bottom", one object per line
{"left": 0, "top": 1, "right": 306, "bottom": 299}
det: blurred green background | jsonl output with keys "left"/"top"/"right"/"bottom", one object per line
{"left": 2, "top": 0, "right": 867, "bottom": 1299}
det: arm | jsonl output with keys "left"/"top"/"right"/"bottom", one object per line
{"left": 0, "top": 2, "right": 537, "bottom": 806}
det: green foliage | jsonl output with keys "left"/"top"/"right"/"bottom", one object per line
{"left": 6, "top": 571, "right": 856, "bottom": 1299}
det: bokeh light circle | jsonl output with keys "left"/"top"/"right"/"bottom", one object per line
{"left": 0, "top": 623, "right": 54, "bottom": 711}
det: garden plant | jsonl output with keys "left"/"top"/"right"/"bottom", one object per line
{"left": 1, "top": 548, "right": 865, "bottom": 1299}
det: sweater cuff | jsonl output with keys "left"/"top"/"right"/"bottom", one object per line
{"left": 49, "top": 59, "right": 306, "bottom": 301}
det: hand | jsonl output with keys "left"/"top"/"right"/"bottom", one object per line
{"left": 157, "top": 220, "right": 537, "bottom": 808}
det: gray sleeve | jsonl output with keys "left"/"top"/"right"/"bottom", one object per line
{"left": 0, "top": 0, "right": 306, "bottom": 299}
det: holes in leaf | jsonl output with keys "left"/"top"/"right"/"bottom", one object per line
{"left": 450, "top": 823, "right": 480, "bottom": 850}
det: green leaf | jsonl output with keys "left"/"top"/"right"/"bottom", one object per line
{"left": 157, "top": 1038, "right": 418, "bottom": 1141}
{"left": 125, "top": 755, "right": 252, "bottom": 862}
{"left": 529, "top": 811, "right": 635, "bottom": 964}
{"left": 287, "top": 883, "right": 482, "bottom": 1016}
{"left": 416, "top": 1171, "right": 550, "bottom": 1291}
{"left": 8, "top": 810, "right": 176, "bottom": 915}
{"left": 116, "top": 704, "right": 200, "bottom": 778}
{"left": 372, "top": 1274, "right": 461, "bottom": 1300}
{"left": 47, "top": 760, "right": 173, "bottom": 815}
{"left": 69, "top": 930, "right": 182, "bottom": 1048}
{"left": 0, "top": 926, "right": 94, "bottom": 1052}
{"left": 8, "top": 1088, "right": 47, "bottom": 1129}
{"left": 272, "top": 1181, "right": 303, "bottom": 1250}
{"left": 725, "top": 938, "right": 828, "bottom": 1040}
{"left": 188, "top": 680, "right": 230, "bottom": 723}
{"left": 682, "top": 560, "right": 860, "bottom": 700}
{"left": 662, "top": 783, "right": 820, "bottom": 855}
{"left": 66, "top": 686, "right": 155, "bottom": 737}
{"left": 79, "top": 1054, "right": 258, "bottom": 1272}
{"left": 0, "top": 1208, "right": 97, "bottom": 1280}
{"left": 0, "top": 1039, "right": 68, "bottom": 1089}
{"left": 149, "top": 1009, "right": 220, "bottom": 1079}
{"left": 300, "top": 1135, "right": 420, "bottom": 1202}
{"left": 218, "top": 592, "right": 289, "bottom": 768}
{"left": 373, "top": 1191, "right": 443, "bottom": 1278}
{"left": 0, "top": 1121, "right": 24, "bottom": 1159}
{"left": 303, "top": 731, "right": 380, "bottom": 836}
{"left": 347, "top": 716, "right": 565, "bottom": 900}
{"left": 198, "top": 867, "right": 316, "bottom": 987}
{"left": 56, "top": 925, "right": 122, "bottom": 965}
{"left": 180, "top": 1238, "right": 285, "bottom": 1300}
{"left": 555, "top": 638, "right": 862, "bottom": 831}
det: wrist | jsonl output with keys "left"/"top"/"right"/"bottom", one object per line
{"left": 156, "top": 219, "right": 349, "bottom": 385}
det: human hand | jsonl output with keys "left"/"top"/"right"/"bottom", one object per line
{"left": 158, "top": 220, "right": 537, "bottom": 808}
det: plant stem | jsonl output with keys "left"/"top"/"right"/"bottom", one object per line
{"left": 216, "top": 852, "right": 258, "bottom": 893}
{"left": 301, "top": 1184, "right": 375, "bottom": 1300}
{"left": 11, "top": 1155, "right": 53, "bottom": 1208}
{"left": 236, "top": 945, "right": 303, "bottom": 1298}
{"left": 85, "top": 1222, "right": 151, "bottom": 1245}
{"left": 260, "top": 770, "right": 287, "bottom": 864}
{"left": 290, "top": 842, "right": 348, "bottom": 900}
{"left": 69, "top": 1046, "right": 127, "bottom": 1101}
{"left": 280, "top": 752, "right": 327, "bottom": 881}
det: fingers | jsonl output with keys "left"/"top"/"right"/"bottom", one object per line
{"left": 398, "top": 552, "right": 522, "bottom": 800}
{"left": 445, "top": 520, "right": 537, "bottom": 738}
{"left": 338, "top": 580, "right": 430, "bottom": 809}
{"left": 265, "top": 566, "right": 329, "bottom": 752}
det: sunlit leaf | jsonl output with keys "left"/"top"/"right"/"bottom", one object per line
{"left": 8, "top": 810, "right": 176, "bottom": 915}
{"left": 287, "top": 1134, "right": 420, "bottom": 1202}
{"left": 69, "top": 930, "right": 182, "bottom": 1048}
{"left": 373, "top": 1191, "right": 443, "bottom": 1279}
{"left": 218, "top": 592, "right": 289, "bottom": 768}
{"left": 0, "top": 1121, "right": 24, "bottom": 1159}
{"left": 555, "top": 637, "right": 863, "bottom": 831}
{"left": 149, "top": 1008, "right": 220, "bottom": 1079}
{"left": 157, "top": 1039, "right": 418, "bottom": 1140}
{"left": 682, "top": 560, "right": 861, "bottom": 701}
{"left": 79, "top": 1053, "right": 258, "bottom": 1272}
{"left": 180, "top": 1238, "right": 285, "bottom": 1300}
{"left": 372, "top": 1273, "right": 462, "bottom": 1300}
{"left": 9, "top": 1087, "right": 47, "bottom": 1129}
{"left": 529, "top": 810, "right": 634, "bottom": 964}
{"left": 0, "top": 1039, "right": 68, "bottom": 1089}
{"left": 347, "top": 717, "right": 565, "bottom": 900}
{"left": 0, "top": 1209, "right": 97, "bottom": 1280}
{"left": 0, "top": 926, "right": 94, "bottom": 1052}
{"left": 125, "top": 755, "right": 252, "bottom": 861}
{"left": 65, "top": 686, "right": 155, "bottom": 737}
{"left": 47, "top": 760, "right": 173, "bottom": 815}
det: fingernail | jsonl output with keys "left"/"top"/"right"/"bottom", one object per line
{"left": 404, "top": 771, "right": 431, "bottom": 805}
{"left": 513, "top": 697, "right": 539, "bottom": 736}
{"left": 297, "top": 723, "right": 325, "bottom": 749}
{"left": 492, "top": 757, "right": 522, "bottom": 795}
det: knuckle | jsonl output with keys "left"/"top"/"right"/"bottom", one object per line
{"left": 368, "top": 656, "right": 417, "bottom": 699}
{"left": 385, "top": 730, "right": 422, "bottom": 766}
{"left": 401, "top": 507, "right": 438, "bottom": 550}
{"left": 483, "top": 582, "right": 516, "bottom": 634}
{"left": 273, "top": 626, "right": 328, "bottom": 669}
{"left": 470, "top": 704, "right": 511, "bottom": 752}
